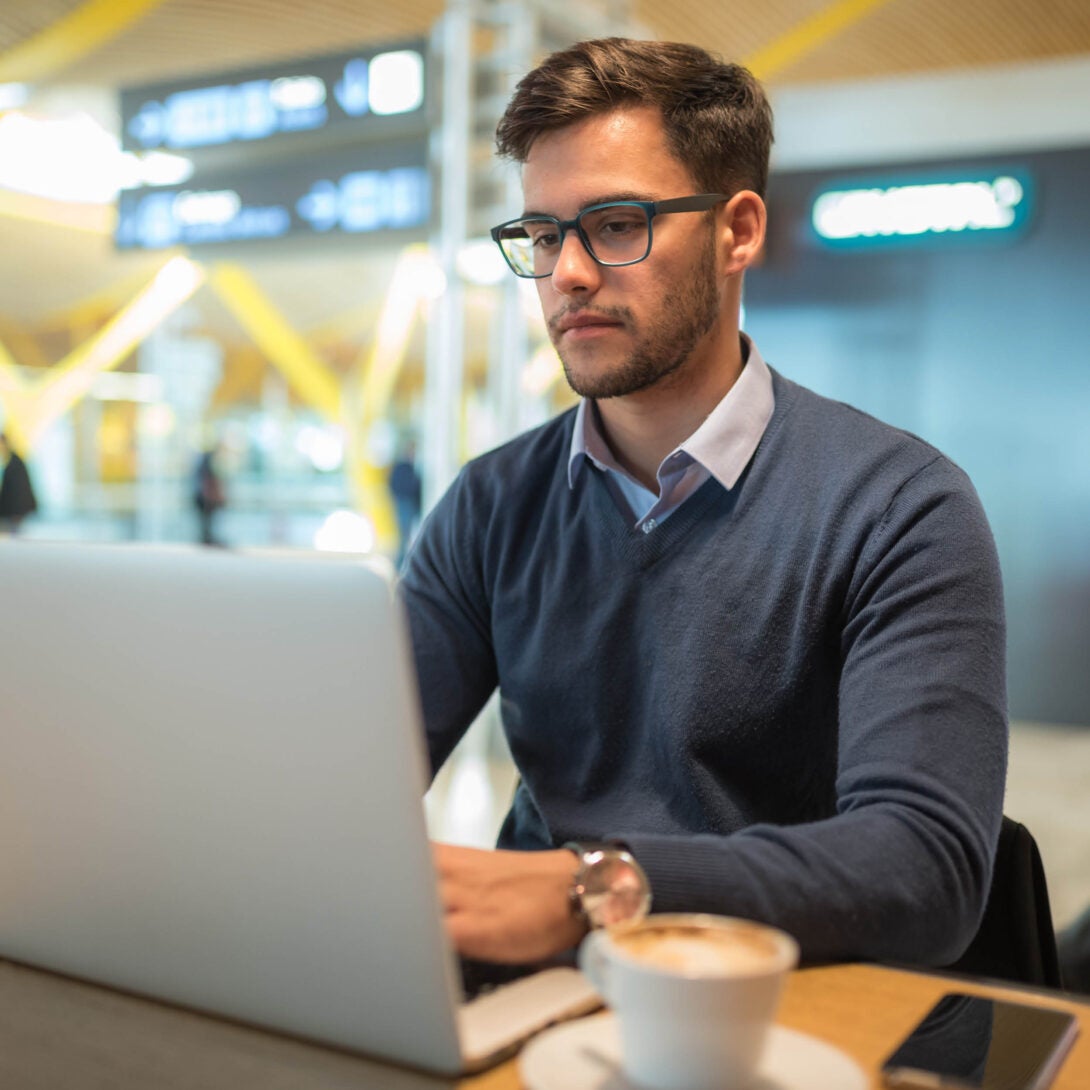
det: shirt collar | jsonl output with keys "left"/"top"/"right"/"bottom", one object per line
{"left": 567, "top": 333, "right": 775, "bottom": 491}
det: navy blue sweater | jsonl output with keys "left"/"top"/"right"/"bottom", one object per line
{"left": 401, "top": 368, "right": 1008, "bottom": 965}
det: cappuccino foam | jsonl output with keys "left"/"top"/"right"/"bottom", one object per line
{"left": 613, "top": 924, "right": 779, "bottom": 976}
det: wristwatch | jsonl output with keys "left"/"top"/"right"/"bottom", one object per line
{"left": 563, "top": 841, "right": 652, "bottom": 930}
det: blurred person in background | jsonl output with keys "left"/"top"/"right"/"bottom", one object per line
{"left": 192, "top": 442, "right": 227, "bottom": 547}
{"left": 0, "top": 432, "right": 37, "bottom": 534}
{"left": 388, "top": 439, "right": 423, "bottom": 568}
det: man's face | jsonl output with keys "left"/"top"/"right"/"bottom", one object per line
{"left": 521, "top": 106, "right": 722, "bottom": 400}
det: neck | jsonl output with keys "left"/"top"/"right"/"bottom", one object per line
{"left": 596, "top": 325, "right": 745, "bottom": 491}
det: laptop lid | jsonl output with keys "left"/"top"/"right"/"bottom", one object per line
{"left": 0, "top": 541, "right": 469, "bottom": 1074}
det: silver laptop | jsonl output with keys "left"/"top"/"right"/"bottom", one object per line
{"left": 0, "top": 540, "right": 597, "bottom": 1075}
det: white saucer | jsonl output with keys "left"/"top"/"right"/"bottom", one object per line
{"left": 519, "top": 1012, "right": 867, "bottom": 1090}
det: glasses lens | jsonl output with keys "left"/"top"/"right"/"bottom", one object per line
{"left": 494, "top": 203, "right": 653, "bottom": 277}
{"left": 579, "top": 203, "right": 651, "bottom": 266}
{"left": 497, "top": 218, "right": 559, "bottom": 277}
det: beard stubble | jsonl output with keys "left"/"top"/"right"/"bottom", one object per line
{"left": 551, "top": 229, "right": 720, "bottom": 400}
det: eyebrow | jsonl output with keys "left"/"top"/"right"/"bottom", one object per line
{"left": 519, "top": 192, "right": 655, "bottom": 219}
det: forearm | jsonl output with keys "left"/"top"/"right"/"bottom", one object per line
{"left": 622, "top": 798, "right": 1000, "bottom": 965}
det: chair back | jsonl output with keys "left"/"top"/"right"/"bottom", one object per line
{"left": 944, "top": 815, "right": 1062, "bottom": 988}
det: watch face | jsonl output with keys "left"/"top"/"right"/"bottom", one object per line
{"left": 581, "top": 851, "right": 651, "bottom": 929}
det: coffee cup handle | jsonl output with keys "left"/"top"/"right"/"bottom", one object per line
{"left": 578, "top": 931, "right": 612, "bottom": 1003}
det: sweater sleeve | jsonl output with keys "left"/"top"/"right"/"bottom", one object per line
{"left": 398, "top": 470, "right": 499, "bottom": 778}
{"left": 617, "top": 458, "right": 1008, "bottom": 966}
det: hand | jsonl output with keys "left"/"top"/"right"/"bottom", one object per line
{"left": 433, "top": 842, "right": 587, "bottom": 963}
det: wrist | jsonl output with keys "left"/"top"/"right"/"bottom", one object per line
{"left": 544, "top": 849, "right": 591, "bottom": 949}
{"left": 563, "top": 841, "right": 652, "bottom": 930}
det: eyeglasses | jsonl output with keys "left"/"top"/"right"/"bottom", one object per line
{"left": 490, "top": 193, "right": 729, "bottom": 279}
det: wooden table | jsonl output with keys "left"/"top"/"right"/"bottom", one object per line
{"left": 2, "top": 956, "right": 1086, "bottom": 1089}
{"left": 771, "top": 964, "right": 1089, "bottom": 1090}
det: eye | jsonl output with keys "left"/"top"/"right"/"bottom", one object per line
{"left": 526, "top": 223, "right": 561, "bottom": 250}
{"left": 585, "top": 208, "right": 647, "bottom": 243}
{"left": 600, "top": 215, "right": 643, "bottom": 236}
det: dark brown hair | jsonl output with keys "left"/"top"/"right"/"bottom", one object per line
{"left": 496, "top": 38, "right": 774, "bottom": 197}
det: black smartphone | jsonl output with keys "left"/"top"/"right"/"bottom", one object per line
{"left": 880, "top": 992, "right": 1078, "bottom": 1090}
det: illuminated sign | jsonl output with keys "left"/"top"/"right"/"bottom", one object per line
{"left": 811, "top": 168, "right": 1034, "bottom": 250}
{"left": 116, "top": 142, "right": 429, "bottom": 249}
{"left": 120, "top": 40, "right": 427, "bottom": 154}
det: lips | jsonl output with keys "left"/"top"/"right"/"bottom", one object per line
{"left": 556, "top": 312, "right": 623, "bottom": 335}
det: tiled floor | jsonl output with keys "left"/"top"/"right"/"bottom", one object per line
{"left": 427, "top": 715, "right": 1090, "bottom": 934}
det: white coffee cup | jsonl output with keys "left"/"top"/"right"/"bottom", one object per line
{"left": 578, "top": 913, "right": 799, "bottom": 1090}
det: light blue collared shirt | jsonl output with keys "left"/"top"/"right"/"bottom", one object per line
{"left": 566, "top": 335, "right": 775, "bottom": 533}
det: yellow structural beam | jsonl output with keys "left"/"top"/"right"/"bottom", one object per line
{"left": 342, "top": 246, "right": 439, "bottom": 549}
{"left": 207, "top": 258, "right": 436, "bottom": 548}
{"left": 357, "top": 245, "right": 433, "bottom": 423}
{"left": 745, "top": 0, "right": 896, "bottom": 81}
{"left": 41, "top": 266, "right": 168, "bottom": 333}
{"left": 0, "top": 319, "right": 51, "bottom": 370}
{"left": 0, "top": 338, "right": 22, "bottom": 376}
{"left": 206, "top": 263, "right": 343, "bottom": 423}
{"left": 0, "top": 337, "right": 33, "bottom": 451}
{"left": 0, "top": 0, "right": 169, "bottom": 84}
{"left": 7, "top": 257, "right": 204, "bottom": 450}
{"left": 205, "top": 261, "right": 401, "bottom": 541}
{"left": 212, "top": 345, "right": 267, "bottom": 410}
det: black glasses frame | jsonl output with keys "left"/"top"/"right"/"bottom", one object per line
{"left": 489, "top": 193, "right": 730, "bottom": 278}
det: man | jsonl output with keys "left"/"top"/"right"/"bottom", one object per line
{"left": 192, "top": 443, "right": 226, "bottom": 547}
{"left": 0, "top": 432, "right": 38, "bottom": 533}
{"left": 400, "top": 39, "right": 1007, "bottom": 972}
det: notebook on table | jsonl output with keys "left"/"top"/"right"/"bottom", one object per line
{"left": 0, "top": 540, "right": 598, "bottom": 1075}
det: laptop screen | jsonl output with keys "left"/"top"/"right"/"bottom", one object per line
{"left": 0, "top": 541, "right": 466, "bottom": 1073}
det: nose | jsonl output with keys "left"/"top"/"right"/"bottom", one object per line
{"left": 548, "top": 229, "right": 603, "bottom": 297}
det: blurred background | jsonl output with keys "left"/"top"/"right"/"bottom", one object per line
{"left": 2, "top": 0, "right": 1088, "bottom": 926}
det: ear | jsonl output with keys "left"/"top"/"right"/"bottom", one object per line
{"left": 718, "top": 190, "right": 766, "bottom": 276}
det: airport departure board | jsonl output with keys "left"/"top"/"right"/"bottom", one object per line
{"left": 116, "top": 39, "right": 431, "bottom": 249}
{"left": 116, "top": 143, "right": 429, "bottom": 249}
{"left": 120, "top": 41, "right": 428, "bottom": 154}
